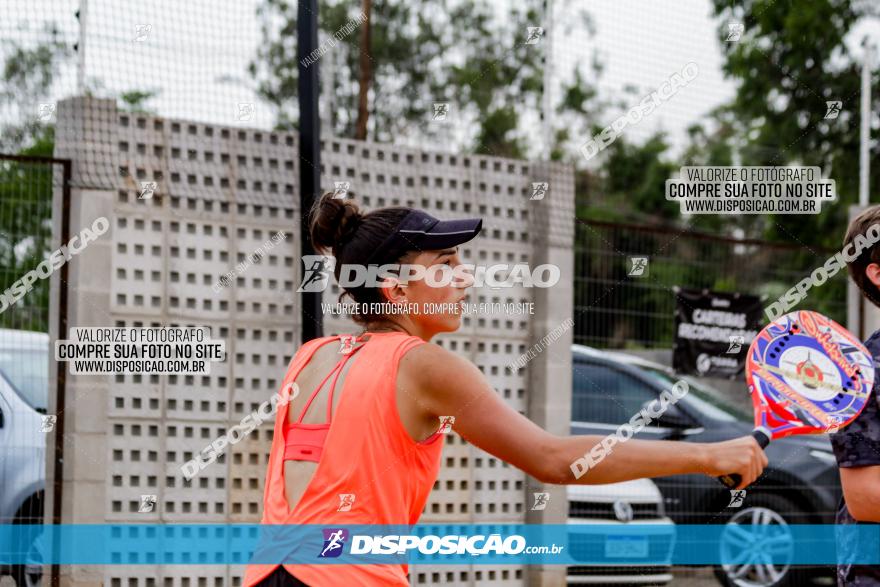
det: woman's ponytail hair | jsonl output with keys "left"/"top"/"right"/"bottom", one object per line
{"left": 307, "top": 192, "right": 412, "bottom": 325}
{"left": 309, "top": 194, "right": 363, "bottom": 255}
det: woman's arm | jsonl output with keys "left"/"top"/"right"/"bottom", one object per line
{"left": 840, "top": 466, "right": 880, "bottom": 522}
{"left": 401, "top": 343, "right": 767, "bottom": 490}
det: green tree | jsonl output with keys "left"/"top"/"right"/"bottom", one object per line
{"left": 0, "top": 24, "right": 70, "bottom": 331}
{"left": 709, "top": 0, "right": 875, "bottom": 250}
{"left": 0, "top": 22, "right": 69, "bottom": 154}
{"left": 118, "top": 89, "right": 160, "bottom": 114}
{"left": 249, "top": 0, "right": 600, "bottom": 157}
{"left": 702, "top": 0, "right": 873, "bottom": 324}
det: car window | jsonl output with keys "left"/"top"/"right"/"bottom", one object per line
{"left": 639, "top": 367, "right": 748, "bottom": 422}
{"left": 0, "top": 348, "right": 48, "bottom": 412}
{"left": 572, "top": 361, "right": 659, "bottom": 425}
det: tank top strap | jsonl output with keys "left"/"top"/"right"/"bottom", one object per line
{"left": 390, "top": 333, "right": 428, "bottom": 364}
{"left": 292, "top": 340, "right": 364, "bottom": 425}
{"left": 282, "top": 336, "right": 334, "bottom": 380}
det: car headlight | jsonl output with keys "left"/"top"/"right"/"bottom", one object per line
{"left": 809, "top": 449, "right": 837, "bottom": 465}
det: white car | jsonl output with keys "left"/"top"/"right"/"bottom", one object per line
{"left": 0, "top": 329, "right": 48, "bottom": 587}
{"left": 566, "top": 478, "right": 675, "bottom": 585}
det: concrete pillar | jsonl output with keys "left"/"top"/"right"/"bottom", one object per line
{"left": 48, "top": 96, "right": 119, "bottom": 586}
{"left": 524, "top": 161, "right": 574, "bottom": 587}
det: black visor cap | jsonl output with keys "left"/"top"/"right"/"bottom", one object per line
{"left": 365, "top": 210, "right": 483, "bottom": 264}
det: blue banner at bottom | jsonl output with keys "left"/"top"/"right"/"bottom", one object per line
{"left": 0, "top": 523, "right": 877, "bottom": 566}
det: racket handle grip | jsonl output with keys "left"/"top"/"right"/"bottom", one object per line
{"left": 717, "top": 429, "right": 771, "bottom": 489}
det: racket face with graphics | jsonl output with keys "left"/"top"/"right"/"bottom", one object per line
{"left": 718, "top": 310, "right": 875, "bottom": 489}
{"left": 746, "top": 310, "right": 874, "bottom": 440}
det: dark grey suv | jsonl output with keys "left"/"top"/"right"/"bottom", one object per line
{"left": 571, "top": 345, "right": 840, "bottom": 587}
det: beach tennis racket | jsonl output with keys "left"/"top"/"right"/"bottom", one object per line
{"left": 718, "top": 310, "right": 875, "bottom": 488}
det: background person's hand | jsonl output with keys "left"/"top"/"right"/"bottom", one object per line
{"left": 703, "top": 436, "right": 769, "bottom": 490}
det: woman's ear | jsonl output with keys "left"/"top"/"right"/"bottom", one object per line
{"left": 377, "top": 275, "right": 408, "bottom": 304}
{"left": 866, "top": 263, "right": 880, "bottom": 288}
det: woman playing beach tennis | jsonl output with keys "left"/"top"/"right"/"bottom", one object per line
{"left": 244, "top": 193, "right": 767, "bottom": 587}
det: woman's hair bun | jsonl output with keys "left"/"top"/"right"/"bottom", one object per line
{"left": 309, "top": 192, "right": 363, "bottom": 253}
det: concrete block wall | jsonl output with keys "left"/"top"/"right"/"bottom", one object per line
{"left": 49, "top": 96, "right": 574, "bottom": 587}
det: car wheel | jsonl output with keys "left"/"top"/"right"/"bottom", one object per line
{"left": 11, "top": 529, "right": 43, "bottom": 587}
{"left": 11, "top": 546, "right": 42, "bottom": 587}
{"left": 11, "top": 495, "right": 45, "bottom": 587}
{"left": 712, "top": 494, "right": 811, "bottom": 587}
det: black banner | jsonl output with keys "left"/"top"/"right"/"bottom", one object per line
{"left": 673, "top": 288, "right": 763, "bottom": 378}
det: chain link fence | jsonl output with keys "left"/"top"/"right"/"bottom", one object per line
{"left": 573, "top": 218, "right": 847, "bottom": 349}
{"left": 0, "top": 154, "right": 66, "bottom": 587}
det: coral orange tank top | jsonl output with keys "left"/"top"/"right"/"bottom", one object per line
{"left": 243, "top": 331, "right": 445, "bottom": 587}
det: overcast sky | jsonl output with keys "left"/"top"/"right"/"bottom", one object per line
{"left": 8, "top": 0, "right": 877, "bottom": 161}
{"left": 569, "top": 0, "right": 735, "bottom": 151}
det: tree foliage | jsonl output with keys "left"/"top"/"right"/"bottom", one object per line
{"left": 249, "top": 0, "right": 600, "bottom": 157}
{"left": 709, "top": 0, "right": 876, "bottom": 250}
{"left": 0, "top": 24, "right": 69, "bottom": 331}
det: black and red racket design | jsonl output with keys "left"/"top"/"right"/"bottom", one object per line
{"left": 718, "top": 310, "right": 875, "bottom": 488}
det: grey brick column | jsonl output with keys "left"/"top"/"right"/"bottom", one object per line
{"left": 48, "top": 96, "right": 119, "bottom": 587}
{"left": 524, "top": 161, "right": 575, "bottom": 587}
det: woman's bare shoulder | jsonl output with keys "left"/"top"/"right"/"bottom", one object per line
{"left": 400, "top": 340, "right": 478, "bottom": 392}
{"left": 402, "top": 340, "right": 463, "bottom": 367}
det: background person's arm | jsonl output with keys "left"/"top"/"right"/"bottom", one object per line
{"left": 402, "top": 343, "right": 766, "bottom": 489}
{"left": 830, "top": 377, "right": 880, "bottom": 522}
{"left": 840, "top": 466, "right": 880, "bottom": 522}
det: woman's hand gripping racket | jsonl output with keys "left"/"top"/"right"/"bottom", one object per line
{"left": 718, "top": 310, "right": 876, "bottom": 488}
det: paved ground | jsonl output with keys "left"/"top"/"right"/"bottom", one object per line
{"left": 670, "top": 567, "right": 721, "bottom": 586}
{"left": 671, "top": 565, "right": 836, "bottom": 587}
{"left": 3, "top": 566, "right": 833, "bottom": 587}
{"left": 1, "top": 569, "right": 722, "bottom": 587}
